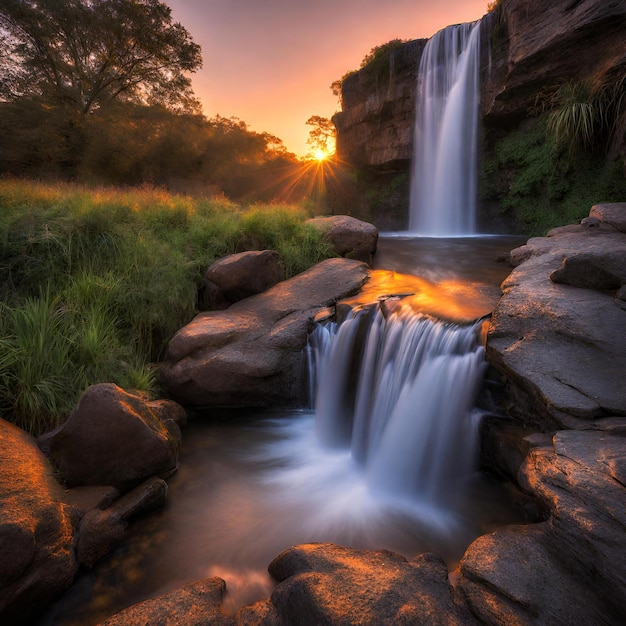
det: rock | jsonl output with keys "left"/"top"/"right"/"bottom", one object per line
{"left": 483, "top": 0, "right": 626, "bottom": 122}
{"left": 0, "top": 419, "right": 77, "bottom": 625}
{"left": 76, "top": 477, "right": 167, "bottom": 567}
{"left": 46, "top": 384, "right": 180, "bottom": 489}
{"left": 333, "top": 39, "right": 427, "bottom": 168}
{"left": 486, "top": 223, "right": 626, "bottom": 429}
{"left": 306, "top": 215, "right": 379, "bottom": 263}
{"left": 265, "top": 543, "right": 474, "bottom": 626}
{"left": 456, "top": 523, "right": 608, "bottom": 625}
{"left": 200, "top": 250, "right": 286, "bottom": 310}
{"left": 590, "top": 202, "right": 626, "bottom": 233}
{"left": 160, "top": 258, "right": 369, "bottom": 408}
{"left": 234, "top": 601, "right": 284, "bottom": 626}
{"left": 549, "top": 253, "right": 625, "bottom": 290}
{"left": 96, "top": 578, "right": 232, "bottom": 626}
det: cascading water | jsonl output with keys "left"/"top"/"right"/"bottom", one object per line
{"left": 409, "top": 21, "right": 482, "bottom": 236}
{"left": 307, "top": 307, "right": 486, "bottom": 512}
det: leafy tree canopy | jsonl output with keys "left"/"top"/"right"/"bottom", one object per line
{"left": 0, "top": 0, "right": 202, "bottom": 114}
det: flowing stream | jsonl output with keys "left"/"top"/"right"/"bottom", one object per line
{"left": 409, "top": 21, "right": 482, "bottom": 235}
{"left": 39, "top": 236, "right": 525, "bottom": 625}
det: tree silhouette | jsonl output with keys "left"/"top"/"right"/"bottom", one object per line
{"left": 0, "top": 0, "right": 202, "bottom": 114}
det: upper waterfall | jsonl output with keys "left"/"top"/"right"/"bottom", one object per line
{"left": 409, "top": 21, "right": 482, "bottom": 236}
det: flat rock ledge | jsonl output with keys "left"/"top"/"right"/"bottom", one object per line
{"left": 486, "top": 204, "right": 626, "bottom": 430}
{"left": 160, "top": 257, "right": 369, "bottom": 408}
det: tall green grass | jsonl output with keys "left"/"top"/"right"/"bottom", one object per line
{"left": 0, "top": 179, "right": 333, "bottom": 434}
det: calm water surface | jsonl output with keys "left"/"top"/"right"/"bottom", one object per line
{"left": 40, "top": 235, "right": 527, "bottom": 624}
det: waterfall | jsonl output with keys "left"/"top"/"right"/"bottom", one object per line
{"left": 409, "top": 21, "right": 482, "bottom": 236}
{"left": 307, "top": 307, "right": 486, "bottom": 510}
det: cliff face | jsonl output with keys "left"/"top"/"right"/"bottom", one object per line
{"left": 335, "top": 0, "right": 626, "bottom": 166}
{"left": 333, "top": 39, "right": 426, "bottom": 169}
{"left": 483, "top": 0, "right": 626, "bottom": 124}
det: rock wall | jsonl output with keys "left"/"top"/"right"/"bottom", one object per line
{"left": 331, "top": 0, "right": 626, "bottom": 228}
{"left": 333, "top": 39, "right": 426, "bottom": 169}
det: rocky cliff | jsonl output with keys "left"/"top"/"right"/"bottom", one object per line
{"left": 333, "top": 38, "right": 426, "bottom": 168}
{"left": 332, "top": 0, "right": 626, "bottom": 229}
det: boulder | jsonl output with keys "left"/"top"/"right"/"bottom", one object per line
{"left": 263, "top": 543, "right": 474, "bottom": 626}
{"left": 200, "top": 250, "right": 286, "bottom": 310}
{"left": 486, "top": 217, "right": 626, "bottom": 429}
{"left": 306, "top": 215, "right": 379, "bottom": 264}
{"left": 0, "top": 419, "right": 77, "bottom": 625}
{"left": 96, "top": 578, "right": 232, "bottom": 626}
{"left": 160, "top": 258, "right": 369, "bottom": 408}
{"left": 456, "top": 429, "right": 626, "bottom": 625}
{"left": 590, "top": 202, "right": 626, "bottom": 233}
{"left": 46, "top": 384, "right": 181, "bottom": 489}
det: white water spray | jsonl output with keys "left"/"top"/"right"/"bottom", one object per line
{"left": 307, "top": 308, "right": 486, "bottom": 511}
{"left": 409, "top": 21, "right": 482, "bottom": 236}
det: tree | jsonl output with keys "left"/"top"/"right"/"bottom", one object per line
{"left": 0, "top": 0, "right": 202, "bottom": 115}
{"left": 306, "top": 115, "right": 335, "bottom": 155}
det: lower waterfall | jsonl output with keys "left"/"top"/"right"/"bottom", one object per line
{"left": 307, "top": 307, "right": 486, "bottom": 511}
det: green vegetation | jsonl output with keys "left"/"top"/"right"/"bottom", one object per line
{"left": 0, "top": 179, "right": 333, "bottom": 435}
{"left": 480, "top": 118, "right": 626, "bottom": 234}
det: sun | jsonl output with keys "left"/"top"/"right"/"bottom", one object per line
{"left": 313, "top": 148, "right": 328, "bottom": 161}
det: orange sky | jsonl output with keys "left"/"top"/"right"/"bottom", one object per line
{"left": 167, "top": 0, "right": 489, "bottom": 157}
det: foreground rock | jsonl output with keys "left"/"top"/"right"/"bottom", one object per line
{"left": 306, "top": 215, "right": 379, "bottom": 264}
{"left": 457, "top": 429, "right": 626, "bottom": 625}
{"left": 161, "top": 258, "right": 369, "bottom": 408}
{"left": 0, "top": 419, "right": 76, "bottom": 625}
{"left": 486, "top": 205, "right": 626, "bottom": 429}
{"left": 98, "top": 578, "right": 232, "bottom": 626}
{"left": 45, "top": 384, "right": 181, "bottom": 489}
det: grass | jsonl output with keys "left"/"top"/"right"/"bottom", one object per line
{"left": 0, "top": 179, "right": 333, "bottom": 434}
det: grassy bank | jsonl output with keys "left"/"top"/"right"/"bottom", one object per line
{"left": 0, "top": 179, "right": 333, "bottom": 435}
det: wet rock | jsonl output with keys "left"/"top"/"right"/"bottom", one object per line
{"left": 486, "top": 216, "right": 626, "bottom": 429}
{"left": 200, "top": 250, "right": 285, "bottom": 310}
{"left": 46, "top": 384, "right": 180, "bottom": 490}
{"left": 264, "top": 543, "right": 474, "bottom": 626}
{"left": 161, "top": 258, "right": 369, "bottom": 408}
{"left": 0, "top": 419, "right": 77, "bottom": 625}
{"left": 76, "top": 477, "right": 167, "bottom": 567}
{"left": 96, "top": 577, "right": 232, "bottom": 626}
{"left": 306, "top": 215, "right": 378, "bottom": 264}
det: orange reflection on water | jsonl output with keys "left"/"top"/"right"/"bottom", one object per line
{"left": 343, "top": 269, "right": 498, "bottom": 325}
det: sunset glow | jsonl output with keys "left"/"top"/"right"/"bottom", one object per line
{"left": 166, "top": 0, "right": 489, "bottom": 156}
{"left": 313, "top": 148, "right": 329, "bottom": 161}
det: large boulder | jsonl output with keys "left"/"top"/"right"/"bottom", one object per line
{"left": 199, "top": 250, "right": 286, "bottom": 311}
{"left": 456, "top": 429, "right": 626, "bottom": 625}
{"left": 0, "top": 419, "right": 77, "bottom": 625}
{"left": 46, "top": 384, "right": 181, "bottom": 489}
{"left": 236, "top": 544, "right": 473, "bottom": 626}
{"left": 160, "top": 258, "right": 369, "bottom": 408}
{"left": 486, "top": 210, "right": 626, "bottom": 430}
{"left": 306, "top": 215, "right": 379, "bottom": 264}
